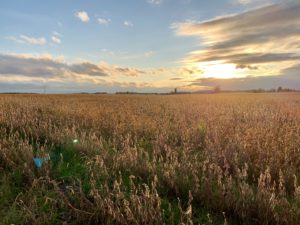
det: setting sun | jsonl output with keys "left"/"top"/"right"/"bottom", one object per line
{"left": 199, "top": 62, "right": 245, "bottom": 79}
{"left": 0, "top": 1, "right": 299, "bottom": 224}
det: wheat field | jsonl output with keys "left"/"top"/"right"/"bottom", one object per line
{"left": 0, "top": 93, "right": 299, "bottom": 225}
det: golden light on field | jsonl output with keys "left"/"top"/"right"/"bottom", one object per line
{"left": 0, "top": 93, "right": 300, "bottom": 224}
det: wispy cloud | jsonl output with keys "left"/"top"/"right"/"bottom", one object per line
{"left": 172, "top": 2, "right": 300, "bottom": 79}
{"left": 98, "top": 18, "right": 111, "bottom": 26}
{"left": 124, "top": 20, "right": 134, "bottom": 27}
{"left": 147, "top": 0, "right": 163, "bottom": 5}
{"left": 75, "top": 11, "right": 90, "bottom": 22}
{"left": 6, "top": 35, "right": 47, "bottom": 45}
{"left": 50, "top": 31, "right": 62, "bottom": 45}
{"left": 188, "top": 63, "right": 300, "bottom": 90}
{"left": 236, "top": 0, "right": 255, "bottom": 5}
{"left": 52, "top": 31, "right": 61, "bottom": 37}
{"left": 170, "top": 77, "right": 184, "bottom": 81}
{"left": 144, "top": 51, "right": 155, "bottom": 57}
{"left": 234, "top": 0, "right": 274, "bottom": 6}
{"left": 51, "top": 36, "right": 61, "bottom": 44}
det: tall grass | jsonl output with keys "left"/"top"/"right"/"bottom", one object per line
{"left": 0, "top": 93, "right": 299, "bottom": 224}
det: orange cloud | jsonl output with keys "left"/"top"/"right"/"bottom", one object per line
{"left": 172, "top": 2, "right": 300, "bottom": 80}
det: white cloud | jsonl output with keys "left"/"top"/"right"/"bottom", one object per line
{"left": 233, "top": 0, "right": 276, "bottom": 6}
{"left": 238, "top": 0, "right": 252, "bottom": 4}
{"left": 98, "top": 18, "right": 111, "bottom": 26}
{"left": 19, "top": 35, "right": 47, "bottom": 45}
{"left": 52, "top": 31, "right": 61, "bottom": 37}
{"left": 144, "top": 51, "right": 154, "bottom": 57}
{"left": 6, "top": 35, "right": 47, "bottom": 45}
{"left": 147, "top": 0, "right": 163, "bottom": 5}
{"left": 51, "top": 36, "right": 61, "bottom": 44}
{"left": 124, "top": 20, "right": 134, "bottom": 27}
{"left": 75, "top": 11, "right": 90, "bottom": 22}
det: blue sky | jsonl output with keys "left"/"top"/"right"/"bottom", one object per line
{"left": 0, "top": 0, "right": 299, "bottom": 93}
{"left": 0, "top": 0, "right": 232, "bottom": 67}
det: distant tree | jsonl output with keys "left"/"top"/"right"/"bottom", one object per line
{"left": 214, "top": 85, "right": 221, "bottom": 93}
{"left": 277, "top": 86, "right": 283, "bottom": 92}
{"left": 252, "top": 88, "right": 265, "bottom": 93}
{"left": 269, "top": 88, "right": 276, "bottom": 92}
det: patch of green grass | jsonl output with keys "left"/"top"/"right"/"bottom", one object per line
{"left": 0, "top": 175, "right": 21, "bottom": 211}
{"left": 47, "top": 143, "right": 92, "bottom": 195}
{"left": 1, "top": 205, "right": 25, "bottom": 225}
{"left": 161, "top": 198, "right": 181, "bottom": 225}
{"left": 0, "top": 171, "right": 26, "bottom": 225}
{"left": 50, "top": 144, "right": 87, "bottom": 179}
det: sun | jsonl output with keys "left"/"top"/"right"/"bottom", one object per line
{"left": 204, "top": 64, "right": 237, "bottom": 79}
{"left": 198, "top": 62, "right": 246, "bottom": 79}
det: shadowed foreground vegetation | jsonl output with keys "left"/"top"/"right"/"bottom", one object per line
{"left": 0, "top": 93, "right": 299, "bottom": 225}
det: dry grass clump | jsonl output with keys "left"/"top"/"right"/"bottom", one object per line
{"left": 0, "top": 93, "right": 299, "bottom": 224}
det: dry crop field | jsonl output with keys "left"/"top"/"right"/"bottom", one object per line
{"left": 0, "top": 93, "right": 300, "bottom": 225}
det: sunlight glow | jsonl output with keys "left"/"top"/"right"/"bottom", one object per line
{"left": 199, "top": 62, "right": 246, "bottom": 79}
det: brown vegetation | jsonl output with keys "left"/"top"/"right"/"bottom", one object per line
{"left": 0, "top": 93, "right": 299, "bottom": 224}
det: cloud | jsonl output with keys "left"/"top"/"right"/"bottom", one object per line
{"left": 98, "top": 18, "right": 111, "bottom": 26}
{"left": 69, "top": 62, "right": 107, "bottom": 76}
{"left": 75, "top": 11, "right": 90, "bottom": 22}
{"left": 124, "top": 20, "right": 133, "bottom": 27}
{"left": 234, "top": 0, "right": 275, "bottom": 6}
{"left": 52, "top": 31, "right": 61, "bottom": 37}
{"left": 236, "top": 64, "right": 258, "bottom": 70}
{"left": 0, "top": 78, "right": 171, "bottom": 94}
{"left": 0, "top": 53, "right": 203, "bottom": 93}
{"left": 144, "top": 51, "right": 154, "bottom": 57}
{"left": 172, "top": 2, "right": 300, "bottom": 78}
{"left": 170, "top": 77, "right": 184, "bottom": 80}
{"left": 114, "top": 67, "right": 146, "bottom": 76}
{"left": 191, "top": 53, "right": 300, "bottom": 65}
{"left": 147, "top": 0, "right": 163, "bottom": 5}
{"left": 235, "top": 0, "right": 265, "bottom": 5}
{"left": 51, "top": 31, "right": 62, "bottom": 44}
{"left": 0, "top": 53, "right": 148, "bottom": 79}
{"left": 7, "top": 35, "right": 47, "bottom": 45}
{"left": 182, "top": 67, "right": 203, "bottom": 75}
{"left": 188, "top": 64, "right": 300, "bottom": 90}
{"left": 51, "top": 36, "right": 61, "bottom": 44}
{"left": 185, "top": 61, "right": 300, "bottom": 91}
{"left": 0, "top": 54, "right": 65, "bottom": 77}
{"left": 238, "top": 0, "right": 252, "bottom": 4}
{"left": 0, "top": 53, "right": 176, "bottom": 93}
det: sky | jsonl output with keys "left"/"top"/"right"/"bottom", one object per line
{"left": 0, "top": 0, "right": 299, "bottom": 93}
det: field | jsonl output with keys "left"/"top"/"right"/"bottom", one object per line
{"left": 0, "top": 93, "right": 299, "bottom": 225}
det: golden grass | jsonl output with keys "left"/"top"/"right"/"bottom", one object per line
{"left": 0, "top": 93, "right": 299, "bottom": 224}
